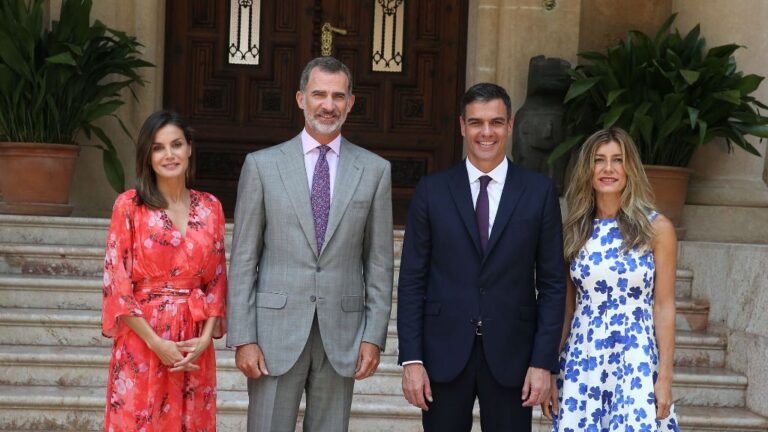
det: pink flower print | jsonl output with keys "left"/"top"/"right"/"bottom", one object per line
{"left": 103, "top": 272, "right": 111, "bottom": 285}
{"left": 137, "top": 363, "right": 148, "bottom": 373}
{"left": 206, "top": 293, "right": 215, "bottom": 303}
{"left": 171, "top": 231, "right": 182, "bottom": 247}
{"left": 144, "top": 238, "right": 154, "bottom": 249}
{"left": 115, "top": 378, "right": 126, "bottom": 394}
{"left": 148, "top": 212, "right": 161, "bottom": 227}
{"left": 186, "top": 241, "right": 194, "bottom": 250}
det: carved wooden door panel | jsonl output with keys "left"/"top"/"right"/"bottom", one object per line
{"left": 164, "top": 0, "right": 467, "bottom": 223}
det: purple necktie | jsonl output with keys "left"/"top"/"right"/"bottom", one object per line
{"left": 311, "top": 145, "right": 331, "bottom": 253}
{"left": 476, "top": 175, "right": 491, "bottom": 252}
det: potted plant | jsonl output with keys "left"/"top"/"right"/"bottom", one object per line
{"left": 550, "top": 13, "right": 768, "bottom": 230}
{"left": 0, "top": 0, "right": 151, "bottom": 216}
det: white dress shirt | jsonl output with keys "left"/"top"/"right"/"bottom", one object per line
{"left": 466, "top": 157, "right": 508, "bottom": 240}
{"left": 302, "top": 128, "right": 341, "bottom": 199}
{"left": 402, "top": 157, "right": 508, "bottom": 366}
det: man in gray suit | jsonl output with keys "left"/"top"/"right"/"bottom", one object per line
{"left": 227, "top": 56, "right": 394, "bottom": 431}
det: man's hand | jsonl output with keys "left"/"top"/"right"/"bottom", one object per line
{"left": 354, "top": 341, "right": 380, "bottom": 380}
{"left": 235, "top": 343, "right": 269, "bottom": 379}
{"left": 521, "top": 366, "right": 551, "bottom": 407}
{"left": 540, "top": 374, "right": 559, "bottom": 420}
{"left": 402, "top": 363, "right": 432, "bottom": 411}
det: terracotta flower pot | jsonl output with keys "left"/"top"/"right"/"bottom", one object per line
{"left": 644, "top": 164, "right": 692, "bottom": 238}
{"left": 0, "top": 142, "right": 79, "bottom": 216}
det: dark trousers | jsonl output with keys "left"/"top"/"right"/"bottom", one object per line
{"left": 422, "top": 335, "right": 532, "bottom": 432}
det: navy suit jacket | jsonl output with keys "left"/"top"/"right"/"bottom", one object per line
{"left": 397, "top": 159, "right": 566, "bottom": 387}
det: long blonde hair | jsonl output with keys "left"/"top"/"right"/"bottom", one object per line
{"left": 563, "top": 128, "right": 656, "bottom": 261}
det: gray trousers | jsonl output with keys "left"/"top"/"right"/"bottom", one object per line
{"left": 246, "top": 316, "right": 355, "bottom": 431}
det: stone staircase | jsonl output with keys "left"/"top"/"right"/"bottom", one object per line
{"left": 0, "top": 215, "right": 766, "bottom": 431}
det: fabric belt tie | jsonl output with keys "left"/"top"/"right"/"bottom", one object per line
{"left": 134, "top": 276, "right": 209, "bottom": 323}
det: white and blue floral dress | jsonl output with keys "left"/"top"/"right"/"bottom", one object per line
{"left": 552, "top": 214, "right": 679, "bottom": 432}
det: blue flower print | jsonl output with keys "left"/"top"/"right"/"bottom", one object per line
{"left": 610, "top": 260, "right": 627, "bottom": 274}
{"left": 579, "top": 383, "right": 588, "bottom": 395}
{"left": 617, "top": 277, "right": 628, "bottom": 292}
{"left": 591, "top": 408, "right": 607, "bottom": 424}
{"left": 646, "top": 392, "right": 655, "bottom": 405}
{"left": 631, "top": 376, "right": 642, "bottom": 390}
{"left": 626, "top": 255, "right": 638, "bottom": 272}
{"left": 601, "top": 227, "right": 621, "bottom": 245}
{"left": 610, "top": 313, "right": 627, "bottom": 327}
{"left": 579, "top": 262, "right": 592, "bottom": 278}
{"left": 639, "top": 424, "right": 653, "bottom": 432}
{"left": 588, "top": 386, "right": 601, "bottom": 400}
{"left": 638, "top": 362, "right": 652, "bottom": 377}
{"left": 605, "top": 247, "right": 619, "bottom": 259}
{"left": 589, "top": 251, "right": 603, "bottom": 265}
{"left": 633, "top": 407, "right": 647, "bottom": 422}
{"left": 595, "top": 279, "right": 611, "bottom": 294}
{"left": 564, "top": 397, "right": 578, "bottom": 412}
{"left": 628, "top": 286, "right": 642, "bottom": 300}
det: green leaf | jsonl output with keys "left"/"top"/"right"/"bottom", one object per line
{"left": 563, "top": 77, "right": 602, "bottom": 103}
{"left": 633, "top": 113, "right": 653, "bottom": 146}
{"left": 686, "top": 106, "right": 699, "bottom": 128}
{"left": 733, "top": 122, "right": 768, "bottom": 138}
{"left": 547, "top": 135, "right": 583, "bottom": 165}
{"left": 102, "top": 146, "right": 126, "bottom": 193}
{"left": 697, "top": 120, "right": 708, "bottom": 145}
{"left": 602, "top": 104, "right": 628, "bottom": 128}
{"left": 45, "top": 52, "right": 76, "bottom": 65}
{"left": 606, "top": 89, "right": 627, "bottom": 107}
{"left": 737, "top": 74, "right": 764, "bottom": 95}
{"left": 712, "top": 90, "right": 742, "bottom": 105}
{"left": 83, "top": 100, "right": 123, "bottom": 122}
{"left": 679, "top": 69, "right": 700, "bottom": 85}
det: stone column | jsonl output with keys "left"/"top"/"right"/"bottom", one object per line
{"left": 48, "top": 0, "right": 166, "bottom": 217}
{"left": 465, "top": 0, "right": 581, "bottom": 158}
{"left": 673, "top": 0, "right": 768, "bottom": 242}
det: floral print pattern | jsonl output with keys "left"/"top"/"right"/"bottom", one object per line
{"left": 102, "top": 189, "right": 227, "bottom": 431}
{"left": 552, "top": 214, "right": 679, "bottom": 432}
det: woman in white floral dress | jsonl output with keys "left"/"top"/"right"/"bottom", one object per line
{"left": 543, "top": 128, "right": 679, "bottom": 431}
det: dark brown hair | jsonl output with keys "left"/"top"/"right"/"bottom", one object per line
{"left": 135, "top": 110, "right": 195, "bottom": 209}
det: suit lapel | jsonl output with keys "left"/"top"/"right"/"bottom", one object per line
{"left": 277, "top": 136, "right": 318, "bottom": 256}
{"left": 322, "top": 138, "right": 363, "bottom": 255}
{"left": 484, "top": 161, "right": 525, "bottom": 257}
{"left": 448, "top": 162, "right": 482, "bottom": 256}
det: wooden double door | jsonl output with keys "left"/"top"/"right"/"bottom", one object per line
{"left": 164, "top": 0, "right": 468, "bottom": 224}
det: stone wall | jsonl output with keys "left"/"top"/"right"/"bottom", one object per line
{"left": 679, "top": 241, "right": 768, "bottom": 416}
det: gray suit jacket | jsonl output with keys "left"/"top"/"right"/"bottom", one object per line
{"left": 227, "top": 134, "right": 394, "bottom": 377}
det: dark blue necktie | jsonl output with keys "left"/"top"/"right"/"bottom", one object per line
{"left": 476, "top": 175, "right": 491, "bottom": 252}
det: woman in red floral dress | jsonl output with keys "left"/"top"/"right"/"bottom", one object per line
{"left": 102, "top": 111, "right": 227, "bottom": 431}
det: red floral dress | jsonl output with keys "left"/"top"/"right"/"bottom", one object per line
{"left": 102, "top": 189, "right": 227, "bottom": 432}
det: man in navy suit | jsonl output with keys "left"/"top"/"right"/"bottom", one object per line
{"left": 397, "top": 83, "right": 566, "bottom": 431}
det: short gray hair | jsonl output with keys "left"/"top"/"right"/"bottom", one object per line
{"left": 299, "top": 57, "right": 353, "bottom": 94}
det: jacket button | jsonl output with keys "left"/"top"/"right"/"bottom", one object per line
{"left": 316, "top": 266, "right": 321, "bottom": 272}
{"left": 310, "top": 295, "right": 317, "bottom": 302}
{"left": 480, "top": 289, "right": 487, "bottom": 295}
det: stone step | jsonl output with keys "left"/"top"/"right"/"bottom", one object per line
{"left": 0, "top": 275, "right": 102, "bottom": 310}
{"left": 0, "top": 307, "right": 725, "bottom": 366}
{"left": 676, "top": 330, "right": 727, "bottom": 368}
{"left": 0, "top": 384, "right": 766, "bottom": 432}
{"left": 0, "top": 344, "right": 747, "bottom": 408}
